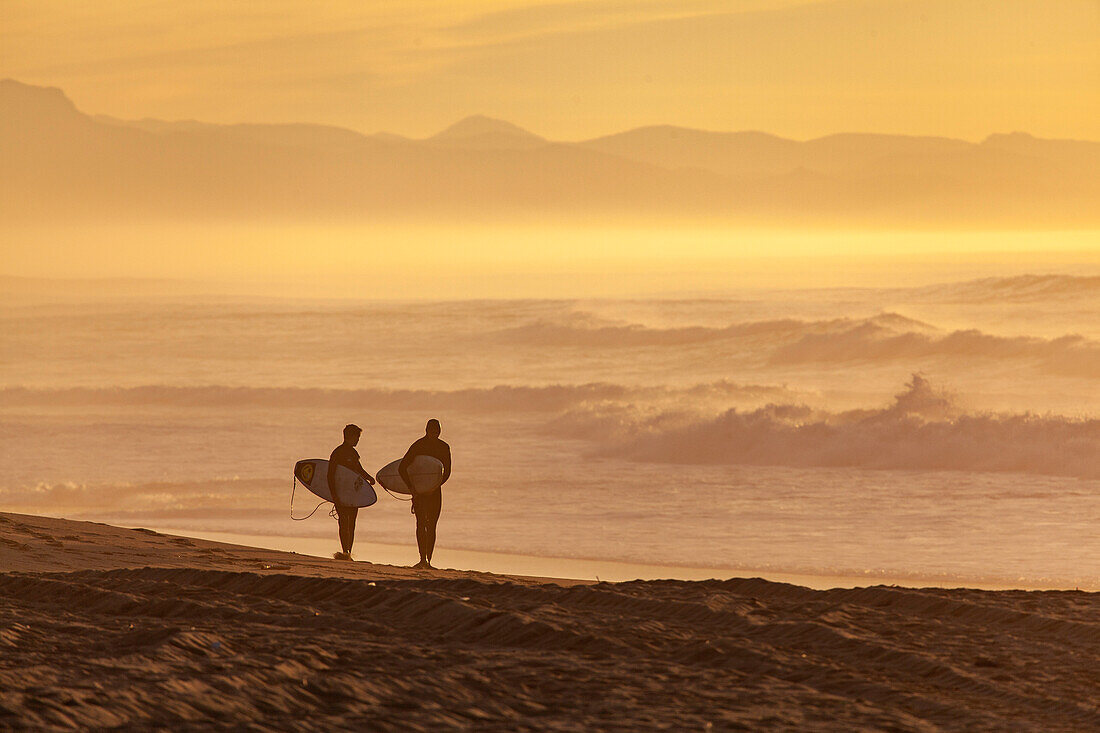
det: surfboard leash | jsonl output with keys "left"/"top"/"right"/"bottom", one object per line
{"left": 381, "top": 484, "right": 413, "bottom": 502}
{"left": 290, "top": 475, "right": 330, "bottom": 521}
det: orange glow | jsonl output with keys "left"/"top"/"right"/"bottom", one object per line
{"left": 3, "top": 1, "right": 1097, "bottom": 141}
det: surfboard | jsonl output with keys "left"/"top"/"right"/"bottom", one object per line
{"left": 293, "top": 459, "right": 377, "bottom": 507}
{"left": 376, "top": 455, "right": 445, "bottom": 495}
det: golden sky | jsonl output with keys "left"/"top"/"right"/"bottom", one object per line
{"left": 2, "top": 0, "right": 1098, "bottom": 141}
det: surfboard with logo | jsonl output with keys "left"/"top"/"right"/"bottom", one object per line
{"left": 294, "top": 459, "right": 377, "bottom": 507}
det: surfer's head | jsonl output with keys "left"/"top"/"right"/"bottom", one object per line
{"left": 425, "top": 419, "right": 441, "bottom": 438}
{"left": 343, "top": 424, "right": 362, "bottom": 445}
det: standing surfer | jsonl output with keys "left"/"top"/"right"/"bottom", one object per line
{"left": 399, "top": 419, "right": 451, "bottom": 569}
{"left": 329, "top": 424, "right": 375, "bottom": 560}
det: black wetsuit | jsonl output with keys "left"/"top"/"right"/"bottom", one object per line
{"left": 399, "top": 436, "right": 451, "bottom": 563}
{"left": 328, "top": 443, "right": 369, "bottom": 554}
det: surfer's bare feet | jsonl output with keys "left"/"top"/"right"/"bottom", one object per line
{"left": 333, "top": 551, "right": 353, "bottom": 561}
{"left": 413, "top": 559, "right": 430, "bottom": 569}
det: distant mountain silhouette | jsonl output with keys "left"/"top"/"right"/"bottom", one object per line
{"left": 427, "top": 115, "right": 547, "bottom": 150}
{"left": 95, "top": 115, "right": 378, "bottom": 151}
{"left": 2, "top": 79, "right": 1097, "bottom": 225}
{"left": 1, "top": 79, "right": 84, "bottom": 125}
{"left": 579, "top": 126, "right": 802, "bottom": 177}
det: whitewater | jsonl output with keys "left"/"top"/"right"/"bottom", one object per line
{"left": 1, "top": 274, "right": 1097, "bottom": 587}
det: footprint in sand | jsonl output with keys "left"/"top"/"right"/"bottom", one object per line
{"left": 0, "top": 536, "right": 31, "bottom": 551}
{"left": 22, "top": 530, "right": 64, "bottom": 547}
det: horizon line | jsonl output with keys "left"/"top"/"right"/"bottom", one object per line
{"left": 5, "top": 77, "right": 1097, "bottom": 147}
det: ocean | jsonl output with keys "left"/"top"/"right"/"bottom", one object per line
{"left": 2, "top": 274, "right": 1098, "bottom": 587}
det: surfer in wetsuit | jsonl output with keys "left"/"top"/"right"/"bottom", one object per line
{"left": 329, "top": 424, "right": 375, "bottom": 560}
{"left": 399, "top": 419, "right": 451, "bottom": 569}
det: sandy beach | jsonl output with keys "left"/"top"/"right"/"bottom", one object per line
{"left": 5, "top": 4, "right": 1100, "bottom": 730}
{"left": 1, "top": 512, "right": 1097, "bottom": 731}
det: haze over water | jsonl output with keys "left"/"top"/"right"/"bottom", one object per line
{"left": 3, "top": 0, "right": 1098, "bottom": 588}
{"left": 6, "top": 7, "right": 1100, "bottom": 733}
{"left": 3, "top": 266, "right": 1098, "bottom": 588}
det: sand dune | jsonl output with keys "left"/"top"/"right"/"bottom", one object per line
{"left": 1, "top": 512, "right": 1096, "bottom": 730}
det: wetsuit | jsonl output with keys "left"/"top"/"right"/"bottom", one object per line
{"left": 328, "top": 443, "right": 370, "bottom": 554}
{"left": 399, "top": 436, "right": 451, "bottom": 564}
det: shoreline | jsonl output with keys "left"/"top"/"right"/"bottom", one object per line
{"left": 3, "top": 510, "right": 1093, "bottom": 591}
{"left": 146, "top": 525, "right": 1095, "bottom": 592}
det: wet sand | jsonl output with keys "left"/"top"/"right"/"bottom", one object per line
{"left": 157, "top": 527, "right": 1095, "bottom": 591}
{"left": 1, "top": 512, "right": 1098, "bottom": 731}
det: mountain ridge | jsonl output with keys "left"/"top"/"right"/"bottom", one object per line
{"left": 10, "top": 79, "right": 1096, "bottom": 153}
{"left": 2, "top": 79, "right": 1097, "bottom": 226}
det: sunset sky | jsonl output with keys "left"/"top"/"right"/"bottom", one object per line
{"left": 3, "top": 0, "right": 1098, "bottom": 140}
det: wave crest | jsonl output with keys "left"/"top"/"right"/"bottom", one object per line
{"left": 491, "top": 311, "right": 1099, "bottom": 378}
{"left": 770, "top": 326, "right": 1099, "bottom": 377}
{"left": 0, "top": 381, "right": 798, "bottom": 412}
{"left": 492, "top": 313, "right": 933, "bottom": 348}
{"left": 551, "top": 375, "right": 1100, "bottom": 479}
{"left": 915, "top": 274, "right": 1100, "bottom": 303}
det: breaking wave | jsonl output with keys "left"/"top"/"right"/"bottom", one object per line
{"left": 771, "top": 325, "right": 1100, "bottom": 377}
{"left": 492, "top": 309, "right": 1099, "bottom": 377}
{"left": 913, "top": 274, "right": 1100, "bottom": 303}
{"left": 0, "top": 477, "right": 273, "bottom": 512}
{"left": 492, "top": 313, "right": 934, "bottom": 348}
{"left": 0, "top": 381, "right": 799, "bottom": 412}
{"left": 551, "top": 375, "right": 1100, "bottom": 479}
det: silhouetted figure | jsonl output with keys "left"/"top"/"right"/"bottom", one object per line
{"left": 328, "top": 424, "right": 375, "bottom": 560}
{"left": 399, "top": 419, "right": 451, "bottom": 569}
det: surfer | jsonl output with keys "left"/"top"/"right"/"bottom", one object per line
{"left": 329, "top": 424, "right": 375, "bottom": 560}
{"left": 399, "top": 419, "right": 451, "bottom": 569}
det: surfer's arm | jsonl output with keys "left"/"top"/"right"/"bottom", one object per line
{"left": 440, "top": 447, "right": 451, "bottom": 485}
{"left": 397, "top": 449, "right": 414, "bottom": 488}
{"left": 353, "top": 457, "right": 375, "bottom": 485}
{"left": 326, "top": 459, "right": 338, "bottom": 497}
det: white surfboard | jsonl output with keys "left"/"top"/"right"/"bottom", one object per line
{"left": 294, "top": 459, "right": 377, "bottom": 507}
{"left": 376, "top": 455, "right": 444, "bottom": 495}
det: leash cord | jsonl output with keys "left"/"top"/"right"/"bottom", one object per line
{"left": 290, "top": 475, "right": 329, "bottom": 521}
{"left": 382, "top": 484, "right": 412, "bottom": 502}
